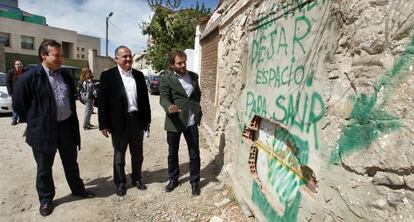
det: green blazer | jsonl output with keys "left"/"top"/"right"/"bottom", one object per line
{"left": 159, "top": 70, "right": 202, "bottom": 132}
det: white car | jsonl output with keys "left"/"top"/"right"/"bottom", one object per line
{"left": 0, "top": 72, "right": 12, "bottom": 114}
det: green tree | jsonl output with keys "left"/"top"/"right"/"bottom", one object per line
{"left": 142, "top": 5, "right": 210, "bottom": 71}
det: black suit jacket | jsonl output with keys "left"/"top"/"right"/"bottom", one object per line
{"left": 12, "top": 64, "right": 81, "bottom": 152}
{"left": 98, "top": 67, "right": 151, "bottom": 135}
{"left": 6, "top": 68, "right": 25, "bottom": 95}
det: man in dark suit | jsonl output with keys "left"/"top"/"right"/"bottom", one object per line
{"left": 6, "top": 59, "right": 25, "bottom": 125}
{"left": 13, "top": 40, "right": 95, "bottom": 217}
{"left": 159, "top": 51, "right": 202, "bottom": 196}
{"left": 98, "top": 46, "right": 151, "bottom": 197}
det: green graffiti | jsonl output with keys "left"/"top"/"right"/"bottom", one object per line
{"left": 252, "top": 181, "right": 302, "bottom": 222}
{"left": 291, "top": 134, "right": 310, "bottom": 164}
{"left": 250, "top": 14, "right": 312, "bottom": 66}
{"left": 267, "top": 127, "right": 308, "bottom": 206}
{"left": 255, "top": 57, "right": 313, "bottom": 88}
{"left": 244, "top": 90, "right": 324, "bottom": 150}
{"left": 278, "top": 27, "right": 289, "bottom": 55}
{"left": 273, "top": 91, "right": 325, "bottom": 150}
{"left": 245, "top": 91, "right": 268, "bottom": 119}
{"left": 249, "top": 2, "right": 329, "bottom": 221}
{"left": 292, "top": 15, "right": 311, "bottom": 55}
{"left": 331, "top": 36, "right": 414, "bottom": 163}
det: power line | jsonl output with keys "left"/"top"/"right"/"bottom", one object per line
{"left": 109, "top": 20, "right": 141, "bottom": 42}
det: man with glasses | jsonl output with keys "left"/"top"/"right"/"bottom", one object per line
{"left": 6, "top": 59, "right": 24, "bottom": 125}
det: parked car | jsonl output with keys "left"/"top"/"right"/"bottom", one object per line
{"left": 146, "top": 75, "right": 160, "bottom": 95}
{"left": 0, "top": 72, "right": 12, "bottom": 114}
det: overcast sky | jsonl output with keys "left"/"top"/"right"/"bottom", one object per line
{"left": 18, "top": 0, "right": 218, "bottom": 57}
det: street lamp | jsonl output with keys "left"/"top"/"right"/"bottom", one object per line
{"left": 105, "top": 12, "right": 113, "bottom": 57}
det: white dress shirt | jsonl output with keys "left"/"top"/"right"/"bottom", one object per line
{"left": 175, "top": 71, "right": 195, "bottom": 127}
{"left": 117, "top": 65, "right": 138, "bottom": 112}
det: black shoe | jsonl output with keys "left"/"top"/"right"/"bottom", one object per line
{"left": 72, "top": 190, "right": 96, "bottom": 198}
{"left": 39, "top": 203, "right": 53, "bottom": 216}
{"left": 116, "top": 184, "right": 126, "bottom": 197}
{"left": 191, "top": 184, "right": 200, "bottom": 196}
{"left": 165, "top": 180, "right": 179, "bottom": 192}
{"left": 133, "top": 180, "right": 147, "bottom": 190}
{"left": 11, "top": 121, "right": 17, "bottom": 125}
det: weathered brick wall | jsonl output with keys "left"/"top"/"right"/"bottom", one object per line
{"left": 200, "top": 29, "right": 220, "bottom": 131}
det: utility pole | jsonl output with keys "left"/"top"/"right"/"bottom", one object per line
{"left": 106, "top": 12, "right": 113, "bottom": 57}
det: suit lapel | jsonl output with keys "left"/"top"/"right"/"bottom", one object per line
{"left": 188, "top": 72, "right": 197, "bottom": 97}
{"left": 37, "top": 64, "right": 57, "bottom": 113}
{"left": 132, "top": 70, "right": 141, "bottom": 102}
{"left": 113, "top": 68, "right": 129, "bottom": 110}
{"left": 36, "top": 64, "right": 54, "bottom": 98}
{"left": 170, "top": 72, "right": 189, "bottom": 98}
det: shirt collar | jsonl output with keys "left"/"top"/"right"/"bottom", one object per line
{"left": 117, "top": 65, "right": 132, "bottom": 76}
{"left": 174, "top": 70, "right": 188, "bottom": 78}
{"left": 42, "top": 64, "right": 60, "bottom": 76}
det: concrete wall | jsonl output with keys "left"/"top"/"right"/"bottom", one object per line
{"left": 184, "top": 49, "right": 195, "bottom": 72}
{"left": 0, "top": 43, "right": 5, "bottom": 72}
{"left": 202, "top": 0, "right": 414, "bottom": 221}
{"left": 88, "top": 49, "right": 115, "bottom": 80}
{"left": 77, "top": 34, "right": 100, "bottom": 60}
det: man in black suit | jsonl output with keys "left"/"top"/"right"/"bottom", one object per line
{"left": 98, "top": 46, "right": 151, "bottom": 197}
{"left": 13, "top": 40, "right": 95, "bottom": 217}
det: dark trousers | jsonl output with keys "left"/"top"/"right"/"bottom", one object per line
{"left": 167, "top": 124, "right": 200, "bottom": 185}
{"left": 32, "top": 116, "right": 85, "bottom": 205}
{"left": 111, "top": 113, "right": 144, "bottom": 186}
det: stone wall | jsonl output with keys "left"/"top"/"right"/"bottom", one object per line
{"left": 203, "top": 0, "right": 414, "bottom": 221}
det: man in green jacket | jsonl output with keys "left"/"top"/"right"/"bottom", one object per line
{"left": 159, "top": 51, "right": 202, "bottom": 196}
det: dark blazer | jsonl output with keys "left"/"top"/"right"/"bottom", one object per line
{"left": 12, "top": 64, "right": 81, "bottom": 152}
{"left": 6, "top": 68, "right": 25, "bottom": 95}
{"left": 98, "top": 67, "right": 151, "bottom": 135}
{"left": 159, "top": 70, "right": 202, "bottom": 133}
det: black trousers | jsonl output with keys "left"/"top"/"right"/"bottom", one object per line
{"left": 32, "top": 115, "right": 85, "bottom": 205}
{"left": 111, "top": 112, "right": 144, "bottom": 186}
{"left": 167, "top": 124, "right": 200, "bottom": 185}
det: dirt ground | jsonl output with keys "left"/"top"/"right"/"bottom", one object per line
{"left": 0, "top": 95, "right": 252, "bottom": 222}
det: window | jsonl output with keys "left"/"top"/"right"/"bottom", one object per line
{"left": 0, "top": 32, "right": 10, "bottom": 47}
{"left": 77, "top": 47, "right": 79, "bottom": 50}
{"left": 21, "top": 35, "right": 34, "bottom": 49}
{"left": 77, "top": 54, "right": 79, "bottom": 58}
{"left": 81, "top": 54, "right": 85, "bottom": 58}
{"left": 81, "top": 47, "right": 84, "bottom": 51}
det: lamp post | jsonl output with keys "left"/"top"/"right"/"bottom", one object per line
{"left": 105, "top": 12, "right": 113, "bottom": 57}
